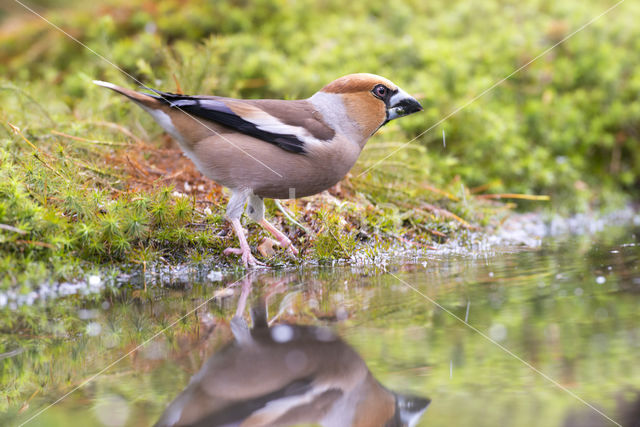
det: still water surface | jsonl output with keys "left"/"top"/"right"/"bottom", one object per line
{"left": 2, "top": 226, "right": 640, "bottom": 426}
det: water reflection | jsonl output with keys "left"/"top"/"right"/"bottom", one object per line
{"left": 563, "top": 391, "right": 640, "bottom": 427}
{"left": 5, "top": 227, "right": 640, "bottom": 426}
{"left": 155, "top": 278, "right": 430, "bottom": 427}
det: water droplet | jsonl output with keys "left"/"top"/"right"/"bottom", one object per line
{"left": 271, "top": 325, "right": 294, "bottom": 343}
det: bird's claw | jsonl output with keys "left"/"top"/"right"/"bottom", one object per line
{"left": 223, "top": 247, "right": 265, "bottom": 268}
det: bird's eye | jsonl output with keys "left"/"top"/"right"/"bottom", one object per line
{"left": 373, "top": 85, "right": 387, "bottom": 98}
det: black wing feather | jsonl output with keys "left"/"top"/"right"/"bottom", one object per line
{"left": 187, "top": 378, "right": 316, "bottom": 427}
{"left": 145, "top": 89, "right": 306, "bottom": 154}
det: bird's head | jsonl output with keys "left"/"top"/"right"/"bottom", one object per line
{"left": 314, "top": 73, "right": 423, "bottom": 142}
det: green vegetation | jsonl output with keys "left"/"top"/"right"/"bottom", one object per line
{"left": 1, "top": 0, "right": 639, "bottom": 289}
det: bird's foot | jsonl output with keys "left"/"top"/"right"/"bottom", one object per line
{"left": 223, "top": 247, "right": 265, "bottom": 268}
{"left": 258, "top": 218, "right": 299, "bottom": 256}
{"left": 275, "top": 235, "right": 299, "bottom": 256}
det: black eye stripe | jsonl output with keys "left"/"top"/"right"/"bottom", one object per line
{"left": 372, "top": 85, "right": 399, "bottom": 108}
{"left": 372, "top": 84, "right": 388, "bottom": 99}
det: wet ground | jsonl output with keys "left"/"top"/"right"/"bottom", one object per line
{"left": 2, "top": 224, "right": 640, "bottom": 426}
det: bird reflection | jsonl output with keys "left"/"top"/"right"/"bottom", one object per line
{"left": 563, "top": 390, "right": 640, "bottom": 427}
{"left": 156, "top": 277, "right": 430, "bottom": 427}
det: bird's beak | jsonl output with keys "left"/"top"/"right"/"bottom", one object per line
{"left": 387, "top": 88, "right": 423, "bottom": 121}
{"left": 395, "top": 393, "right": 431, "bottom": 427}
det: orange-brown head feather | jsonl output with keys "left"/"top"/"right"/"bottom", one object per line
{"left": 320, "top": 73, "right": 401, "bottom": 139}
{"left": 321, "top": 73, "right": 398, "bottom": 94}
{"left": 340, "top": 91, "right": 387, "bottom": 138}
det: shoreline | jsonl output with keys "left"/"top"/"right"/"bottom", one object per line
{"left": 2, "top": 206, "right": 637, "bottom": 309}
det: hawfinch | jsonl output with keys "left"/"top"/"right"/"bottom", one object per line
{"left": 94, "top": 74, "right": 423, "bottom": 266}
{"left": 154, "top": 302, "right": 431, "bottom": 427}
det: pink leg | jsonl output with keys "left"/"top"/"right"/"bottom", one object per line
{"left": 259, "top": 219, "right": 299, "bottom": 256}
{"left": 235, "top": 279, "right": 253, "bottom": 317}
{"left": 223, "top": 218, "right": 265, "bottom": 267}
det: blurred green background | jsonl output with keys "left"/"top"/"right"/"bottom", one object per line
{"left": 2, "top": 0, "right": 639, "bottom": 209}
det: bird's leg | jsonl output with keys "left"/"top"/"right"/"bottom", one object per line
{"left": 259, "top": 219, "right": 299, "bottom": 256}
{"left": 230, "top": 278, "right": 253, "bottom": 344}
{"left": 223, "top": 190, "right": 264, "bottom": 267}
{"left": 223, "top": 218, "right": 265, "bottom": 267}
{"left": 247, "top": 194, "right": 298, "bottom": 256}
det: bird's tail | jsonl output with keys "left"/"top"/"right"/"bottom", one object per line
{"left": 93, "top": 80, "right": 161, "bottom": 108}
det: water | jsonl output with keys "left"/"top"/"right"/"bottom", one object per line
{"left": 2, "top": 226, "right": 640, "bottom": 426}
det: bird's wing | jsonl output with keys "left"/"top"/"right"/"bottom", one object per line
{"left": 145, "top": 89, "right": 334, "bottom": 154}
{"left": 188, "top": 380, "right": 343, "bottom": 427}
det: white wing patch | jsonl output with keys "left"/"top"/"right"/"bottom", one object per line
{"left": 229, "top": 102, "right": 325, "bottom": 150}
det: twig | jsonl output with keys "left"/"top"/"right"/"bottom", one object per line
{"left": 126, "top": 155, "right": 149, "bottom": 177}
{"left": 7, "top": 122, "right": 66, "bottom": 180}
{"left": 15, "top": 239, "right": 55, "bottom": 249}
{"left": 0, "top": 224, "right": 27, "bottom": 234}
{"left": 274, "top": 200, "right": 312, "bottom": 235}
{"left": 84, "top": 120, "right": 145, "bottom": 145}
{"left": 71, "top": 156, "right": 119, "bottom": 178}
{"left": 51, "top": 130, "right": 129, "bottom": 147}
{"left": 422, "top": 203, "right": 475, "bottom": 229}
{"left": 420, "top": 183, "right": 459, "bottom": 201}
{"left": 475, "top": 193, "right": 550, "bottom": 201}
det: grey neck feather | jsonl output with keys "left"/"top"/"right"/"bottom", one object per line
{"left": 309, "top": 92, "right": 365, "bottom": 146}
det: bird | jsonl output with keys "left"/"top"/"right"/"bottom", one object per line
{"left": 154, "top": 296, "right": 431, "bottom": 427}
{"left": 94, "top": 74, "right": 423, "bottom": 267}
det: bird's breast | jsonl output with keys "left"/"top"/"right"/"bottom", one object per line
{"left": 253, "top": 136, "right": 361, "bottom": 199}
